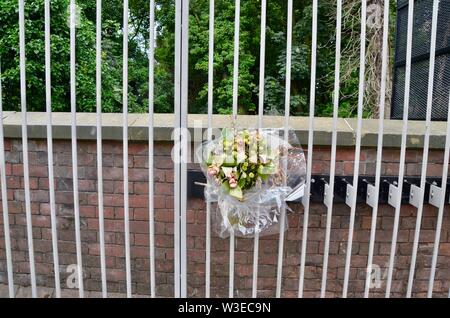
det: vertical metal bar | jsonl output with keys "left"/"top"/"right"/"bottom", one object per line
{"left": 96, "top": 0, "right": 107, "bottom": 298}
{"left": 174, "top": 0, "right": 188, "bottom": 298}
{"left": 256, "top": 0, "right": 266, "bottom": 130}
{"left": 385, "top": 0, "right": 414, "bottom": 298}
{"left": 364, "top": 0, "right": 389, "bottom": 298}
{"left": 428, "top": 82, "right": 450, "bottom": 299}
{"left": 44, "top": 0, "right": 61, "bottom": 298}
{"left": 19, "top": 0, "right": 37, "bottom": 298}
{"left": 275, "top": 0, "right": 293, "bottom": 299}
{"left": 69, "top": 0, "right": 84, "bottom": 298}
{"left": 205, "top": 0, "right": 214, "bottom": 299}
{"left": 229, "top": 0, "right": 240, "bottom": 299}
{"left": 0, "top": 62, "right": 15, "bottom": 298}
{"left": 122, "top": 0, "right": 132, "bottom": 298}
{"left": 253, "top": 0, "right": 266, "bottom": 299}
{"left": 342, "top": 0, "right": 367, "bottom": 298}
{"left": 320, "top": 0, "right": 342, "bottom": 298}
{"left": 174, "top": 0, "right": 181, "bottom": 298}
{"left": 148, "top": 0, "right": 156, "bottom": 299}
{"left": 180, "top": 0, "right": 189, "bottom": 298}
{"left": 406, "top": 0, "right": 439, "bottom": 298}
{"left": 298, "top": 0, "right": 318, "bottom": 297}
{"left": 231, "top": 0, "right": 240, "bottom": 118}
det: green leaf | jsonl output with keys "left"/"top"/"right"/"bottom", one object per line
{"left": 222, "top": 180, "right": 231, "bottom": 193}
{"left": 229, "top": 186, "right": 243, "bottom": 200}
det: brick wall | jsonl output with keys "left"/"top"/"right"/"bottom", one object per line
{"left": 0, "top": 138, "right": 449, "bottom": 297}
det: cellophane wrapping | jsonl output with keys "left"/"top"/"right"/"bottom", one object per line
{"left": 197, "top": 128, "right": 306, "bottom": 238}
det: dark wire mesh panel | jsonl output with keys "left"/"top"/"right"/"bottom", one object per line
{"left": 393, "top": 55, "right": 450, "bottom": 119}
{"left": 391, "top": 0, "right": 450, "bottom": 120}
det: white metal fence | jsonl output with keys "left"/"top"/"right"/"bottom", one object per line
{"left": 0, "top": 0, "right": 449, "bottom": 298}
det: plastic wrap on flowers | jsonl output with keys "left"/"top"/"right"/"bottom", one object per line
{"left": 197, "top": 128, "right": 306, "bottom": 238}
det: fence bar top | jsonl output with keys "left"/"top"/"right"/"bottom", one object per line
{"left": 44, "top": 0, "right": 61, "bottom": 298}
{"left": 19, "top": 0, "right": 37, "bottom": 298}
{"left": 204, "top": 0, "right": 215, "bottom": 299}
{"left": 122, "top": 0, "right": 132, "bottom": 298}
{"left": 275, "top": 0, "right": 290, "bottom": 298}
{"left": 148, "top": 0, "right": 156, "bottom": 299}
{"left": 69, "top": 0, "right": 84, "bottom": 298}
{"left": 320, "top": 0, "right": 342, "bottom": 298}
{"left": 428, "top": 62, "right": 450, "bottom": 299}
{"left": 253, "top": 0, "right": 267, "bottom": 299}
{"left": 95, "top": 0, "right": 107, "bottom": 298}
{"left": 342, "top": 0, "right": 367, "bottom": 298}
{"left": 228, "top": 0, "right": 241, "bottom": 299}
{"left": 174, "top": 0, "right": 181, "bottom": 298}
{"left": 298, "top": 0, "right": 317, "bottom": 298}
{"left": 364, "top": 0, "right": 390, "bottom": 298}
{"left": 173, "top": 0, "right": 188, "bottom": 298}
{"left": 386, "top": 0, "right": 415, "bottom": 298}
{"left": 0, "top": 59, "right": 14, "bottom": 298}
{"left": 406, "top": 0, "right": 440, "bottom": 298}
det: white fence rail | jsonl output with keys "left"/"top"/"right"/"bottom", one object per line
{"left": 0, "top": 0, "right": 449, "bottom": 298}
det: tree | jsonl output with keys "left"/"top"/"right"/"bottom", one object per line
{"left": 0, "top": 0, "right": 396, "bottom": 118}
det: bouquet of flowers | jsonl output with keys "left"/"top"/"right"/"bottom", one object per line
{"left": 197, "top": 127, "right": 306, "bottom": 238}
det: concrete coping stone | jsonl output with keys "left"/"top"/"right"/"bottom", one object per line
{"left": 0, "top": 111, "right": 446, "bottom": 149}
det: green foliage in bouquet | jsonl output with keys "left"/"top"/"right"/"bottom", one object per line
{"left": 205, "top": 128, "right": 279, "bottom": 200}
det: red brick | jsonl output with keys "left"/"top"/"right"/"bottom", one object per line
{"left": 134, "top": 233, "right": 149, "bottom": 246}
{"left": 128, "top": 143, "right": 148, "bottom": 155}
{"left": 104, "top": 219, "right": 124, "bottom": 232}
{"left": 28, "top": 140, "right": 48, "bottom": 152}
{"left": 154, "top": 156, "right": 173, "bottom": 169}
{"left": 6, "top": 176, "right": 20, "bottom": 189}
{"left": 129, "top": 168, "right": 149, "bottom": 182}
{"left": 4, "top": 163, "right": 12, "bottom": 175}
{"left": 102, "top": 167, "right": 123, "bottom": 180}
{"left": 133, "top": 156, "right": 148, "bottom": 168}
{"left": 155, "top": 183, "right": 173, "bottom": 195}
{"left": 165, "top": 170, "right": 174, "bottom": 183}
{"left": 32, "top": 215, "right": 51, "bottom": 228}
{"left": 106, "top": 269, "right": 126, "bottom": 282}
{"left": 343, "top": 162, "right": 354, "bottom": 175}
{"left": 133, "top": 182, "right": 148, "bottom": 194}
{"left": 131, "top": 246, "right": 149, "bottom": 258}
{"left": 133, "top": 208, "right": 149, "bottom": 221}
{"left": 130, "top": 220, "right": 149, "bottom": 234}
{"left": 385, "top": 163, "right": 400, "bottom": 175}
{"left": 103, "top": 194, "right": 124, "bottom": 207}
{"left": 29, "top": 177, "right": 39, "bottom": 189}
{"left": 38, "top": 178, "right": 49, "bottom": 190}
{"left": 336, "top": 148, "right": 356, "bottom": 161}
{"left": 12, "top": 164, "right": 23, "bottom": 176}
{"left": 129, "top": 195, "right": 149, "bottom": 208}
{"left": 29, "top": 165, "right": 48, "bottom": 178}
{"left": 87, "top": 218, "right": 99, "bottom": 230}
{"left": 80, "top": 205, "right": 97, "bottom": 218}
{"left": 113, "top": 181, "right": 124, "bottom": 194}
{"left": 427, "top": 150, "right": 444, "bottom": 163}
{"left": 427, "top": 164, "right": 443, "bottom": 177}
{"left": 439, "top": 242, "right": 450, "bottom": 256}
{"left": 312, "top": 161, "right": 330, "bottom": 174}
{"left": 155, "top": 235, "right": 173, "bottom": 248}
{"left": 78, "top": 179, "right": 96, "bottom": 192}
{"left": 155, "top": 209, "right": 173, "bottom": 222}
